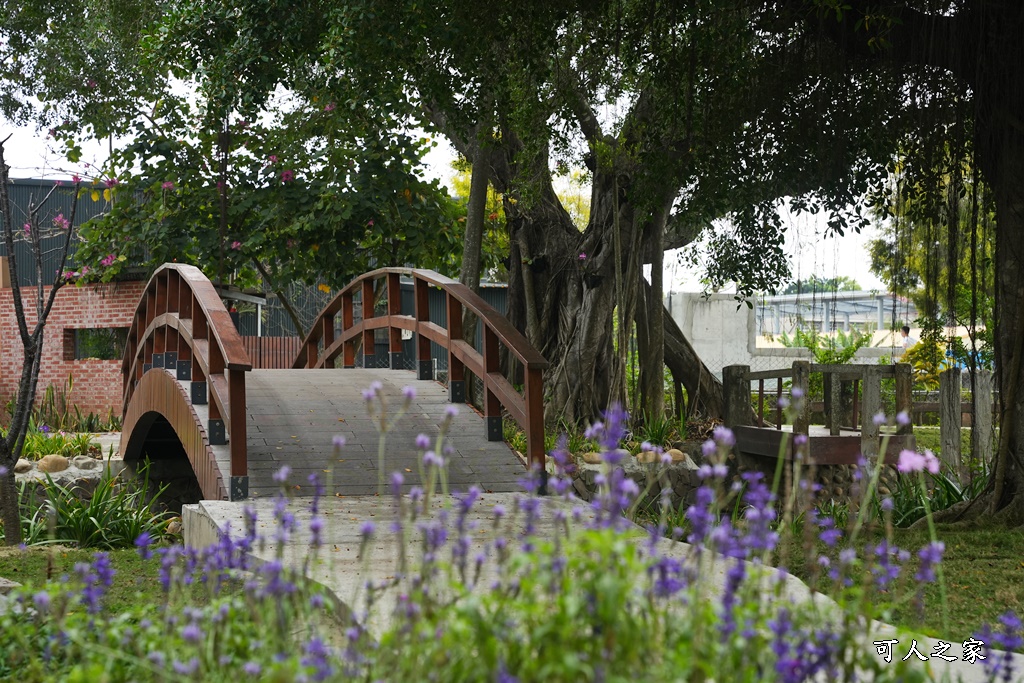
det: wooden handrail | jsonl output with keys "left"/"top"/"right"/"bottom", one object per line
{"left": 122, "top": 264, "right": 252, "bottom": 499}
{"left": 294, "top": 268, "right": 549, "bottom": 477}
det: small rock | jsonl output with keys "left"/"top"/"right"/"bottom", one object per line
{"left": 878, "top": 486, "right": 891, "bottom": 496}
{"left": 581, "top": 452, "right": 603, "bottom": 465}
{"left": 71, "top": 456, "right": 101, "bottom": 471}
{"left": 0, "top": 577, "right": 20, "bottom": 595}
{"left": 13, "top": 459, "right": 33, "bottom": 474}
{"left": 166, "top": 519, "right": 183, "bottom": 535}
{"left": 37, "top": 454, "right": 70, "bottom": 474}
{"left": 610, "top": 448, "right": 631, "bottom": 462}
{"left": 667, "top": 449, "right": 697, "bottom": 468}
{"left": 636, "top": 450, "right": 660, "bottom": 464}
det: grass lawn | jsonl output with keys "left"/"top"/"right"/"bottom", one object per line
{"left": 0, "top": 545, "right": 210, "bottom": 612}
{"left": 4, "top": 521, "right": 1021, "bottom": 655}
{"left": 781, "top": 523, "right": 1024, "bottom": 647}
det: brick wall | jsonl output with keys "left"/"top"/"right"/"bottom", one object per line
{"left": 0, "top": 280, "right": 146, "bottom": 419}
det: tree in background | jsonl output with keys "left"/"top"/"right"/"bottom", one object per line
{"left": 780, "top": 275, "right": 862, "bottom": 296}
{"left": 0, "top": 141, "right": 81, "bottom": 545}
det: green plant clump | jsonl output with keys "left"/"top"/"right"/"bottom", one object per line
{"left": 1, "top": 464, "right": 172, "bottom": 549}
{"left": 0, "top": 396, "right": 1020, "bottom": 682}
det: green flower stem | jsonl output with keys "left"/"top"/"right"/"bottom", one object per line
{"left": 918, "top": 473, "right": 950, "bottom": 634}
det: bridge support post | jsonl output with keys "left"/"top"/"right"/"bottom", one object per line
{"left": 860, "top": 366, "right": 882, "bottom": 460}
{"left": 414, "top": 276, "right": 433, "bottom": 380}
{"left": 483, "top": 326, "right": 502, "bottom": 443}
{"left": 230, "top": 476, "right": 248, "bottom": 501}
{"left": 940, "top": 367, "right": 962, "bottom": 473}
{"left": 208, "top": 419, "right": 226, "bottom": 445}
{"left": 722, "top": 365, "right": 751, "bottom": 429}
{"left": 895, "top": 363, "right": 913, "bottom": 434}
{"left": 447, "top": 292, "right": 466, "bottom": 403}
{"left": 972, "top": 369, "right": 994, "bottom": 467}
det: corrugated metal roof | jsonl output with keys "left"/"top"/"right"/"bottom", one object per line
{"left": 0, "top": 178, "right": 113, "bottom": 286}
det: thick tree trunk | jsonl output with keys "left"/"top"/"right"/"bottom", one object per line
{"left": 0, "top": 470, "right": 19, "bottom": 546}
{"left": 637, "top": 199, "right": 670, "bottom": 421}
{"left": 987, "top": 148, "right": 1024, "bottom": 523}
{"left": 460, "top": 152, "right": 488, "bottom": 343}
{"left": 645, "top": 280, "right": 724, "bottom": 418}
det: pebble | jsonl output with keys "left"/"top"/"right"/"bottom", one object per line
{"left": 37, "top": 454, "right": 70, "bottom": 474}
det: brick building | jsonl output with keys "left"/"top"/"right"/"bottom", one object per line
{"left": 0, "top": 273, "right": 145, "bottom": 418}
{"left": 1, "top": 178, "right": 145, "bottom": 420}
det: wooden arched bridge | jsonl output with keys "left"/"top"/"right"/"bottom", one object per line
{"left": 119, "top": 264, "right": 548, "bottom": 500}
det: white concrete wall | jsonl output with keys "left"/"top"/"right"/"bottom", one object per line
{"left": 665, "top": 291, "right": 894, "bottom": 379}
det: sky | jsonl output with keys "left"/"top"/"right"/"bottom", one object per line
{"left": 3, "top": 122, "right": 887, "bottom": 295}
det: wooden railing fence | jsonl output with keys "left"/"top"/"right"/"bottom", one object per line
{"left": 294, "top": 268, "right": 549, "bottom": 477}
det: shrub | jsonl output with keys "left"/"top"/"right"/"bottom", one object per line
{"left": 0, "top": 395, "right": 1019, "bottom": 682}
{"left": 2, "top": 463, "right": 173, "bottom": 548}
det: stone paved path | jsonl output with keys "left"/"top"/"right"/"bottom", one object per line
{"left": 244, "top": 369, "right": 527, "bottom": 499}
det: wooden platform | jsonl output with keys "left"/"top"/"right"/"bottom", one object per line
{"left": 733, "top": 425, "right": 915, "bottom": 466}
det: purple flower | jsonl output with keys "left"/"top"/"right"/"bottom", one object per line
{"left": 402, "top": 385, "right": 416, "bottom": 400}
{"left": 415, "top": 433, "right": 432, "bottom": 449}
{"left": 309, "top": 516, "right": 324, "bottom": 548}
{"left": 135, "top": 531, "right": 154, "bottom": 560}
{"left": 360, "top": 521, "right": 376, "bottom": 539}
{"left": 390, "top": 471, "right": 404, "bottom": 496}
{"left": 181, "top": 623, "right": 202, "bottom": 643}
{"left": 32, "top": 591, "right": 50, "bottom": 612}
{"left": 872, "top": 412, "right": 887, "bottom": 426}
{"left": 273, "top": 465, "right": 292, "bottom": 483}
{"left": 915, "top": 541, "right": 945, "bottom": 583}
{"left": 896, "top": 410, "right": 911, "bottom": 426}
{"left": 172, "top": 658, "right": 199, "bottom": 675}
{"left": 332, "top": 434, "right": 346, "bottom": 448}
{"left": 712, "top": 425, "right": 735, "bottom": 448}
{"left": 444, "top": 405, "right": 459, "bottom": 418}
{"left": 243, "top": 662, "right": 261, "bottom": 676}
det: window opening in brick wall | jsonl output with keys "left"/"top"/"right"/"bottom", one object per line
{"left": 64, "top": 327, "right": 130, "bottom": 361}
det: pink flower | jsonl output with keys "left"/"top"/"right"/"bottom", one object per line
{"left": 897, "top": 449, "right": 940, "bottom": 474}
{"left": 324, "top": 102, "right": 336, "bottom": 112}
{"left": 100, "top": 254, "right": 117, "bottom": 267}
{"left": 367, "top": 219, "right": 374, "bottom": 227}
{"left": 104, "top": 177, "right": 119, "bottom": 188}
{"left": 280, "top": 169, "right": 294, "bottom": 182}
{"left": 23, "top": 223, "right": 31, "bottom": 235}
{"left": 162, "top": 181, "right": 175, "bottom": 190}
{"left": 231, "top": 241, "right": 242, "bottom": 250}
{"left": 52, "top": 213, "right": 69, "bottom": 230}
{"left": 269, "top": 155, "right": 278, "bottom": 164}
{"left": 54, "top": 180, "right": 63, "bottom": 187}
{"left": 72, "top": 175, "right": 82, "bottom": 184}
{"left": 63, "top": 270, "right": 74, "bottom": 280}
{"left": 87, "top": 79, "right": 97, "bottom": 89}
{"left": 578, "top": 252, "right": 587, "bottom": 260}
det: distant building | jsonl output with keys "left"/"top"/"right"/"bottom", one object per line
{"left": 752, "top": 290, "right": 918, "bottom": 338}
{"left": 0, "top": 179, "right": 145, "bottom": 419}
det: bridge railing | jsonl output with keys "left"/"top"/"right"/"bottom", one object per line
{"left": 122, "top": 264, "right": 252, "bottom": 498}
{"left": 724, "top": 361, "right": 914, "bottom": 461}
{"left": 293, "top": 268, "right": 549, "bottom": 474}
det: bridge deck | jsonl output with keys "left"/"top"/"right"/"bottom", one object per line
{"left": 240, "top": 369, "right": 527, "bottom": 498}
